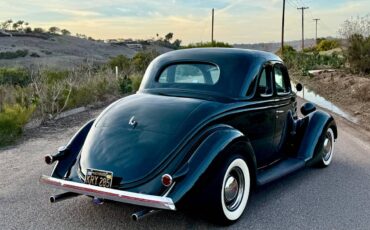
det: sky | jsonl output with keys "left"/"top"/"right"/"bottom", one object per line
{"left": 1, "top": 0, "right": 369, "bottom": 44}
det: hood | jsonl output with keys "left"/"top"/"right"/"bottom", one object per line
{"left": 79, "top": 93, "right": 214, "bottom": 185}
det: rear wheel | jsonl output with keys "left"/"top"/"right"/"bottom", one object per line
{"left": 188, "top": 154, "right": 251, "bottom": 225}
{"left": 220, "top": 157, "right": 250, "bottom": 222}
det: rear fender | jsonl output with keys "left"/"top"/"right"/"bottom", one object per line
{"left": 169, "top": 125, "right": 256, "bottom": 203}
{"left": 297, "top": 110, "right": 337, "bottom": 162}
{"left": 51, "top": 119, "right": 95, "bottom": 178}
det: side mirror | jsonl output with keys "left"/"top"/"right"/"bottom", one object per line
{"left": 296, "top": 83, "right": 303, "bottom": 92}
{"left": 300, "top": 102, "right": 316, "bottom": 116}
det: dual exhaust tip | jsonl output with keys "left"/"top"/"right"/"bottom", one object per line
{"left": 49, "top": 192, "right": 157, "bottom": 221}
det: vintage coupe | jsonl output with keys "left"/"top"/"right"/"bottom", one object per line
{"left": 40, "top": 48, "right": 337, "bottom": 225}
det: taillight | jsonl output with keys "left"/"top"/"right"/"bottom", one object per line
{"left": 161, "top": 174, "right": 173, "bottom": 187}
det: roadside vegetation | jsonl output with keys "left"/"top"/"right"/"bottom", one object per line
{"left": 0, "top": 50, "right": 158, "bottom": 147}
{"left": 1, "top": 15, "right": 369, "bottom": 146}
{"left": 287, "top": 15, "right": 370, "bottom": 130}
{"left": 181, "top": 41, "right": 232, "bottom": 49}
{"left": 281, "top": 15, "right": 370, "bottom": 75}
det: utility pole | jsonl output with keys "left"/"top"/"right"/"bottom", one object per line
{"left": 297, "top": 7, "right": 309, "bottom": 51}
{"left": 313, "top": 18, "right": 320, "bottom": 44}
{"left": 281, "top": 0, "right": 286, "bottom": 56}
{"left": 211, "top": 8, "right": 214, "bottom": 44}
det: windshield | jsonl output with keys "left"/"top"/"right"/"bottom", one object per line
{"left": 158, "top": 63, "right": 220, "bottom": 85}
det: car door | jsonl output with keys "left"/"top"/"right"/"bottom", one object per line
{"left": 248, "top": 65, "right": 277, "bottom": 167}
{"left": 273, "top": 64, "right": 295, "bottom": 156}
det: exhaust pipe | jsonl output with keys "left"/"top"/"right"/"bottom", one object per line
{"left": 50, "top": 192, "right": 79, "bottom": 203}
{"left": 131, "top": 209, "right": 159, "bottom": 221}
{"left": 44, "top": 146, "right": 68, "bottom": 165}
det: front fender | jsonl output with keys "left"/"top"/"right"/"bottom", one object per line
{"left": 169, "top": 125, "right": 256, "bottom": 203}
{"left": 297, "top": 110, "right": 337, "bottom": 162}
{"left": 51, "top": 119, "right": 95, "bottom": 178}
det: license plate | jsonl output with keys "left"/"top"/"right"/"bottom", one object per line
{"left": 85, "top": 169, "right": 113, "bottom": 188}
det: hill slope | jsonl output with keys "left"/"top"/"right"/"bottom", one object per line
{"left": 0, "top": 35, "right": 171, "bottom": 69}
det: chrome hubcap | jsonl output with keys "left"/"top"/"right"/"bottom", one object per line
{"left": 224, "top": 167, "right": 244, "bottom": 211}
{"left": 323, "top": 132, "right": 333, "bottom": 161}
{"left": 224, "top": 176, "right": 238, "bottom": 202}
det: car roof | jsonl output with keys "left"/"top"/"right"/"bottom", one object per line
{"left": 139, "top": 48, "right": 283, "bottom": 99}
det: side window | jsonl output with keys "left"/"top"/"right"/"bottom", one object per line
{"left": 257, "top": 67, "right": 273, "bottom": 97}
{"left": 274, "top": 65, "right": 289, "bottom": 94}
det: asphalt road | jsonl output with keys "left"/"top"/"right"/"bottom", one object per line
{"left": 1, "top": 98, "right": 370, "bottom": 230}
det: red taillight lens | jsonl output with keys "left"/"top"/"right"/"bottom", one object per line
{"left": 161, "top": 174, "right": 173, "bottom": 187}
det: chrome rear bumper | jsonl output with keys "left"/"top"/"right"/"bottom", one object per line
{"left": 39, "top": 175, "right": 176, "bottom": 210}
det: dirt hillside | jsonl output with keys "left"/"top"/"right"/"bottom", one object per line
{"left": 0, "top": 35, "right": 171, "bottom": 69}
{"left": 292, "top": 70, "right": 370, "bottom": 130}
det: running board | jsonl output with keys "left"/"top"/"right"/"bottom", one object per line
{"left": 256, "top": 158, "right": 305, "bottom": 186}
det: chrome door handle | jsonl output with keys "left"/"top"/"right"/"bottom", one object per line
{"left": 276, "top": 110, "right": 285, "bottom": 114}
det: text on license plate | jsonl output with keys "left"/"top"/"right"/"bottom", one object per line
{"left": 85, "top": 168, "right": 113, "bottom": 188}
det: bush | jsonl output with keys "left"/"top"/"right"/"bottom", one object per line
{"left": 108, "top": 55, "right": 132, "bottom": 77}
{"left": 30, "top": 52, "right": 40, "bottom": 58}
{"left": 130, "top": 74, "right": 143, "bottom": 92}
{"left": 0, "top": 103, "right": 35, "bottom": 146}
{"left": 0, "top": 68, "right": 30, "bottom": 86}
{"left": 132, "top": 50, "right": 159, "bottom": 73}
{"left": 0, "top": 49, "right": 28, "bottom": 59}
{"left": 118, "top": 77, "right": 132, "bottom": 94}
{"left": 283, "top": 51, "right": 345, "bottom": 75}
{"left": 316, "top": 39, "right": 340, "bottom": 51}
{"left": 33, "top": 27, "right": 44, "bottom": 33}
{"left": 182, "top": 41, "right": 232, "bottom": 49}
{"left": 108, "top": 50, "right": 159, "bottom": 77}
{"left": 346, "top": 34, "right": 370, "bottom": 73}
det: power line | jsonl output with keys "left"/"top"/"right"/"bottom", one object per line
{"left": 211, "top": 8, "right": 214, "bottom": 43}
{"left": 313, "top": 18, "right": 320, "bottom": 43}
{"left": 297, "top": 6, "right": 309, "bottom": 50}
{"left": 281, "top": 0, "right": 286, "bottom": 55}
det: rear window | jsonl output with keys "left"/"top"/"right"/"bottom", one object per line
{"left": 158, "top": 63, "right": 220, "bottom": 85}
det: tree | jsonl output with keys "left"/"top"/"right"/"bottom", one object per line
{"left": 61, "top": 29, "right": 71, "bottom": 36}
{"left": 16, "top": 20, "right": 24, "bottom": 30}
{"left": 24, "top": 27, "right": 32, "bottom": 33}
{"left": 48, "top": 26, "right": 60, "bottom": 34}
{"left": 165, "top": 32, "right": 173, "bottom": 42}
{"left": 339, "top": 15, "right": 370, "bottom": 39}
{"left": 33, "top": 27, "right": 45, "bottom": 33}
{"left": 0, "top": 19, "right": 13, "bottom": 30}
{"left": 172, "top": 39, "right": 182, "bottom": 49}
{"left": 12, "top": 22, "right": 20, "bottom": 30}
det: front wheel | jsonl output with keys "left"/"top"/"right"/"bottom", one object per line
{"left": 312, "top": 126, "right": 335, "bottom": 167}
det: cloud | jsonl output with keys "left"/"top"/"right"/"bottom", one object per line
{"left": 0, "top": 0, "right": 369, "bottom": 44}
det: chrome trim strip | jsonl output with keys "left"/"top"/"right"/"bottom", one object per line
{"left": 39, "top": 175, "right": 176, "bottom": 211}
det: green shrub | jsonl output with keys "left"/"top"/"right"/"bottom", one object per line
{"left": 0, "top": 103, "right": 35, "bottom": 146}
{"left": 108, "top": 55, "right": 132, "bottom": 77}
{"left": 0, "top": 49, "right": 28, "bottom": 59}
{"left": 119, "top": 77, "right": 132, "bottom": 94}
{"left": 0, "top": 68, "right": 30, "bottom": 86}
{"left": 30, "top": 52, "right": 40, "bottom": 58}
{"left": 182, "top": 41, "right": 232, "bottom": 49}
{"left": 132, "top": 50, "right": 159, "bottom": 73}
{"left": 283, "top": 51, "right": 344, "bottom": 75}
{"left": 109, "top": 50, "right": 159, "bottom": 77}
{"left": 316, "top": 39, "right": 340, "bottom": 51}
{"left": 130, "top": 74, "right": 143, "bottom": 92}
{"left": 347, "top": 34, "right": 370, "bottom": 73}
